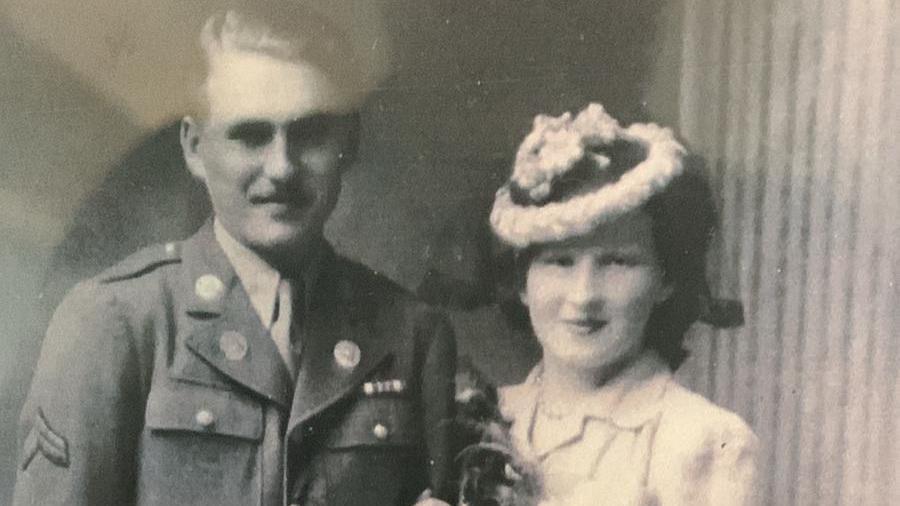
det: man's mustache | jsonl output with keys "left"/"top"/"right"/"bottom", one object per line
{"left": 248, "top": 185, "right": 316, "bottom": 206}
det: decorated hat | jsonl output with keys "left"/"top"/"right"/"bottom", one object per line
{"left": 490, "top": 103, "right": 686, "bottom": 248}
{"left": 488, "top": 103, "right": 743, "bottom": 329}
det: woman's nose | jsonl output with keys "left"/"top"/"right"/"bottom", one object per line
{"left": 262, "top": 131, "right": 296, "bottom": 180}
{"left": 565, "top": 259, "right": 602, "bottom": 307}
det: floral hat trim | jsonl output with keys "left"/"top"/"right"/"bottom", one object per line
{"left": 490, "top": 103, "right": 686, "bottom": 248}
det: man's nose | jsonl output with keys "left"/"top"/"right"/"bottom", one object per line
{"left": 262, "top": 131, "right": 297, "bottom": 180}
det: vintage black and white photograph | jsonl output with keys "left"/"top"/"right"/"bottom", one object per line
{"left": 0, "top": 1, "right": 897, "bottom": 505}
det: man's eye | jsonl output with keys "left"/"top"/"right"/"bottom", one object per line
{"left": 287, "top": 116, "right": 331, "bottom": 145}
{"left": 228, "top": 122, "right": 274, "bottom": 148}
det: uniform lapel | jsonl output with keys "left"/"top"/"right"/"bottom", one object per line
{"left": 180, "top": 223, "right": 294, "bottom": 408}
{"left": 286, "top": 250, "right": 392, "bottom": 434}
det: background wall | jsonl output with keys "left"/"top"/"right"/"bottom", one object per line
{"left": 674, "top": 0, "right": 899, "bottom": 505}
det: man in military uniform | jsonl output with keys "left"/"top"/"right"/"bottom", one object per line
{"left": 13, "top": 7, "right": 456, "bottom": 506}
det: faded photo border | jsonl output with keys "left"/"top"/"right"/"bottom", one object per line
{"left": 1, "top": 1, "right": 897, "bottom": 505}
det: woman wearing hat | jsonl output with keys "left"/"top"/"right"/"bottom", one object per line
{"left": 469, "top": 104, "right": 759, "bottom": 506}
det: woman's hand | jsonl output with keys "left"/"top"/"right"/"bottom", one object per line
{"left": 413, "top": 489, "right": 451, "bottom": 506}
{"left": 413, "top": 500, "right": 451, "bottom": 506}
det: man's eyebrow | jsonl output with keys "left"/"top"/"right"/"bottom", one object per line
{"left": 287, "top": 113, "right": 338, "bottom": 128}
{"left": 292, "top": 112, "right": 330, "bottom": 121}
{"left": 290, "top": 112, "right": 358, "bottom": 127}
{"left": 226, "top": 121, "right": 274, "bottom": 138}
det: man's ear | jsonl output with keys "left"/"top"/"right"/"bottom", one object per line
{"left": 180, "top": 116, "right": 206, "bottom": 181}
{"left": 337, "top": 112, "right": 361, "bottom": 170}
{"left": 657, "top": 282, "right": 675, "bottom": 303}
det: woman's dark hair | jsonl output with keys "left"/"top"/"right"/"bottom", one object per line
{"left": 640, "top": 154, "right": 717, "bottom": 369}
{"left": 494, "top": 152, "right": 717, "bottom": 371}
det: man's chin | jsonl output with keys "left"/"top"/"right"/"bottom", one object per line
{"left": 242, "top": 219, "right": 322, "bottom": 254}
{"left": 258, "top": 201, "right": 312, "bottom": 219}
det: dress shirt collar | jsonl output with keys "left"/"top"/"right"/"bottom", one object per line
{"left": 214, "top": 220, "right": 281, "bottom": 329}
{"left": 213, "top": 219, "right": 323, "bottom": 329}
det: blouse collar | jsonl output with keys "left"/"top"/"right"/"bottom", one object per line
{"left": 500, "top": 351, "right": 672, "bottom": 431}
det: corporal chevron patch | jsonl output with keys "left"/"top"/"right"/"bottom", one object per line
{"left": 21, "top": 408, "right": 69, "bottom": 470}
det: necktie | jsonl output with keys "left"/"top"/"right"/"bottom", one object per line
{"left": 288, "top": 278, "right": 304, "bottom": 362}
{"left": 271, "top": 278, "right": 299, "bottom": 378}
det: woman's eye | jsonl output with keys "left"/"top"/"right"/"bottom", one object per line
{"left": 228, "top": 122, "right": 274, "bottom": 148}
{"left": 540, "top": 254, "right": 574, "bottom": 267}
{"left": 601, "top": 254, "right": 639, "bottom": 267}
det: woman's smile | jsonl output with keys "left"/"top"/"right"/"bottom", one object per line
{"left": 560, "top": 318, "right": 607, "bottom": 335}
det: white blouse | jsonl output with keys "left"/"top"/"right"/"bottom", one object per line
{"left": 499, "top": 353, "right": 759, "bottom": 506}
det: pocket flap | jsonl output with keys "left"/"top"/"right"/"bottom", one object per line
{"left": 145, "top": 383, "right": 263, "bottom": 441}
{"left": 325, "top": 398, "right": 420, "bottom": 448}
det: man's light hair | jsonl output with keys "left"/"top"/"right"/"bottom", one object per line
{"left": 201, "top": 10, "right": 303, "bottom": 62}
{"left": 189, "top": 6, "right": 364, "bottom": 117}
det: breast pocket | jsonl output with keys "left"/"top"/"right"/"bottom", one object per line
{"left": 137, "top": 382, "right": 263, "bottom": 506}
{"left": 321, "top": 397, "right": 426, "bottom": 505}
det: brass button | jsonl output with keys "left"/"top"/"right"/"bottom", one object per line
{"left": 333, "top": 340, "right": 361, "bottom": 370}
{"left": 195, "top": 274, "right": 225, "bottom": 302}
{"left": 372, "top": 423, "right": 389, "bottom": 441}
{"left": 195, "top": 409, "right": 215, "bottom": 428}
{"left": 219, "top": 331, "right": 248, "bottom": 361}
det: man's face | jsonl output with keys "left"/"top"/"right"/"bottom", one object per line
{"left": 182, "top": 50, "right": 355, "bottom": 258}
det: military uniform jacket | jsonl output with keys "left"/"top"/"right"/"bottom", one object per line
{"left": 13, "top": 223, "right": 457, "bottom": 506}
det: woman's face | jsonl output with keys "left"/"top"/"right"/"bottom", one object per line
{"left": 521, "top": 210, "right": 672, "bottom": 373}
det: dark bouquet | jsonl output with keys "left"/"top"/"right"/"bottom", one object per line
{"left": 453, "top": 359, "right": 543, "bottom": 506}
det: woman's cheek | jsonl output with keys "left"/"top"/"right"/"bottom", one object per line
{"left": 598, "top": 268, "right": 645, "bottom": 296}
{"left": 600, "top": 269, "right": 659, "bottom": 311}
{"left": 526, "top": 270, "right": 565, "bottom": 304}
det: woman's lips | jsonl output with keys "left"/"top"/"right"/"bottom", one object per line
{"left": 563, "top": 319, "right": 608, "bottom": 334}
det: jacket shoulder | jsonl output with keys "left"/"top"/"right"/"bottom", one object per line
{"left": 659, "top": 383, "right": 756, "bottom": 442}
{"left": 332, "top": 255, "right": 413, "bottom": 304}
{"left": 331, "top": 255, "right": 452, "bottom": 343}
{"left": 335, "top": 256, "right": 412, "bottom": 299}
{"left": 652, "top": 382, "right": 758, "bottom": 470}
{"left": 96, "top": 241, "right": 182, "bottom": 284}
{"left": 647, "top": 384, "right": 759, "bottom": 504}
{"left": 44, "top": 242, "right": 181, "bottom": 353}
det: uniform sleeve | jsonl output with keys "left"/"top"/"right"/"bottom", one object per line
{"left": 650, "top": 407, "right": 760, "bottom": 506}
{"left": 13, "top": 281, "right": 146, "bottom": 506}
{"left": 417, "top": 310, "right": 458, "bottom": 502}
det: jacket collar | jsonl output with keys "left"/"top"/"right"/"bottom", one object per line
{"left": 178, "top": 221, "right": 393, "bottom": 423}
